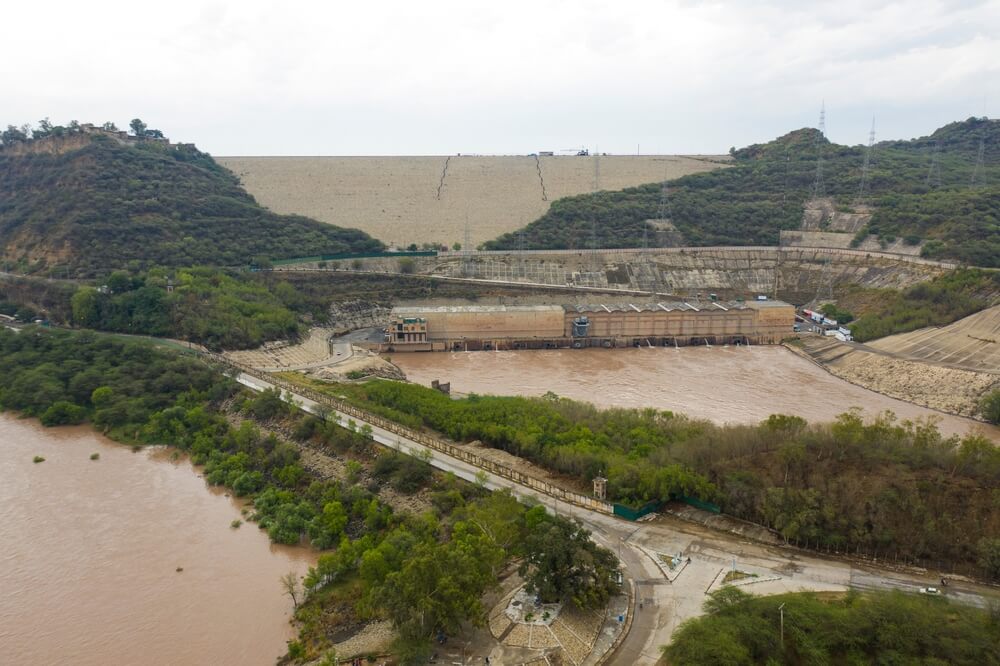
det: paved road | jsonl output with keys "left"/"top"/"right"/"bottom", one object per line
{"left": 237, "top": 372, "right": 1000, "bottom": 665}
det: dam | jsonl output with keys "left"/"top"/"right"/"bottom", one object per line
{"left": 380, "top": 299, "right": 794, "bottom": 352}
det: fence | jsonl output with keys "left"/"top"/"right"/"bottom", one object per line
{"left": 215, "top": 356, "right": 615, "bottom": 516}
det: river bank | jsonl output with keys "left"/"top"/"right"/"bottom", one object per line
{"left": 0, "top": 414, "right": 314, "bottom": 666}
{"left": 789, "top": 336, "right": 999, "bottom": 421}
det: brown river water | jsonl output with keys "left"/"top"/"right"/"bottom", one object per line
{"left": 392, "top": 346, "right": 1000, "bottom": 442}
{"left": 0, "top": 414, "right": 315, "bottom": 666}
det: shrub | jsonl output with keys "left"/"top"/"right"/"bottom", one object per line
{"left": 40, "top": 400, "right": 86, "bottom": 426}
{"left": 980, "top": 389, "right": 1000, "bottom": 425}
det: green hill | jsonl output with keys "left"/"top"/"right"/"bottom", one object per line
{"left": 0, "top": 131, "right": 383, "bottom": 276}
{"left": 484, "top": 118, "right": 1000, "bottom": 266}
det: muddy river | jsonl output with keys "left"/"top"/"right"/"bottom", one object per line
{"left": 391, "top": 346, "right": 999, "bottom": 441}
{"left": 0, "top": 415, "right": 314, "bottom": 665}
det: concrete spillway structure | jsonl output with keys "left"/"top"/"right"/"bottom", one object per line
{"left": 381, "top": 300, "right": 794, "bottom": 352}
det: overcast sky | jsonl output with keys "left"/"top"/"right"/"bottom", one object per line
{"left": 4, "top": 0, "right": 998, "bottom": 155}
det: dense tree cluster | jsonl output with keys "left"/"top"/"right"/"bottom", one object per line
{"left": 319, "top": 378, "right": 1000, "bottom": 576}
{"left": 69, "top": 267, "right": 307, "bottom": 349}
{"left": 663, "top": 587, "right": 1000, "bottom": 665}
{"left": 0, "top": 132, "right": 383, "bottom": 275}
{"left": 484, "top": 118, "right": 1000, "bottom": 266}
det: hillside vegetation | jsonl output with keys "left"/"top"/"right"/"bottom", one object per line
{"left": 485, "top": 118, "right": 1000, "bottom": 266}
{"left": 292, "top": 376, "right": 1000, "bottom": 579}
{"left": 839, "top": 268, "right": 1000, "bottom": 342}
{"left": 664, "top": 588, "right": 1000, "bottom": 665}
{"left": 0, "top": 130, "right": 382, "bottom": 275}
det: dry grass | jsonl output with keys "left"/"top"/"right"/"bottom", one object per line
{"left": 218, "top": 155, "right": 727, "bottom": 247}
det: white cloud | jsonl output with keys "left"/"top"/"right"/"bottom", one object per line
{"left": 2, "top": 0, "right": 997, "bottom": 154}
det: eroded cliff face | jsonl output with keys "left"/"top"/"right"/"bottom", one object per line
{"left": 0, "top": 133, "right": 96, "bottom": 157}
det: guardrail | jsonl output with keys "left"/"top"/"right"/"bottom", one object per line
{"left": 214, "top": 356, "right": 615, "bottom": 516}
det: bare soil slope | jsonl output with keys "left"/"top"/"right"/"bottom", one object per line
{"left": 868, "top": 305, "right": 1000, "bottom": 374}
{"left": 217, "top": 155, "right": 727, "bottom": 248}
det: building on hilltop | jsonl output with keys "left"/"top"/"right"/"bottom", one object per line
{"left": 379, "top": 300, "right": 795, "bottom": 352}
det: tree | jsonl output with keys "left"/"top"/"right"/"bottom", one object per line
{"left": 978, "top": 538, "right": 1000, "bottom": 580}
{"left": 35, "top": 118, "right": 54, "bottom": 139}
{"left": 129, "top": 118, "right": 147, "bottom": 137}
{"left": 518, "top": 510, "right": 618, "bottom": 608}
{"left": 980, "top": 389, "right": 1000, "bottom": 425}
{"left": 308, "top": 501, "right": 348, "bottom": 549}
{"left": 2, "top": 124, "right": 29, "bottom": 144}
{"left": 102, "top": 121, "right": 119, "bottom": 131}
{"left": 106, "top": 270, "right": 132, "bottom": 294}
{"left": 71, "top": 287, "right": 100, "bottom": 328}
{"left": 280, "top": 571, "right": 302, "bottom": 609}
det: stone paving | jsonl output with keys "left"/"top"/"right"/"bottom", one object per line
{"left": 225, "top": 327, "right": 340, "bottom": 370}
{"left": 489, "top": 586, "right": 614, "bottom": 665}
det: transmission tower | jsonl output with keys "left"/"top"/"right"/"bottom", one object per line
{"left": 926, "top": 140, "right": 942, "bottom": 189}
{"left": 657, "top": 179, "right": 673, "bottom": 222}
{"left": 970, "top": 134, "right": 986, "bottom": 189}
{"left": 855, "top": 116, "right": 876, "bottom": 206}
{"left": 811, "top": 102, "right": 826, "bottom": 198}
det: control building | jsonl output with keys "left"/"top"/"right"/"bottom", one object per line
{"left": 380, "top": 300, "right": 794, "bottom": 352}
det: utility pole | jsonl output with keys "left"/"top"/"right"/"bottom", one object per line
{"left": 779, "top": 602, "right": 786, "bottom": 646}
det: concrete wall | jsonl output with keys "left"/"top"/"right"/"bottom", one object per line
{"left": 566, "top": 308, "right": 759, "bottom": 339}
{"left": 414, "top": 307, "right": 565, "bottom": 340}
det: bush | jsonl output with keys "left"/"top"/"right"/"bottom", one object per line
{"left": 40, "top": 400, "right": 86, "bottom": 426}
{"left": 980, "top": 389, "right": 1000, "bottom": 425}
